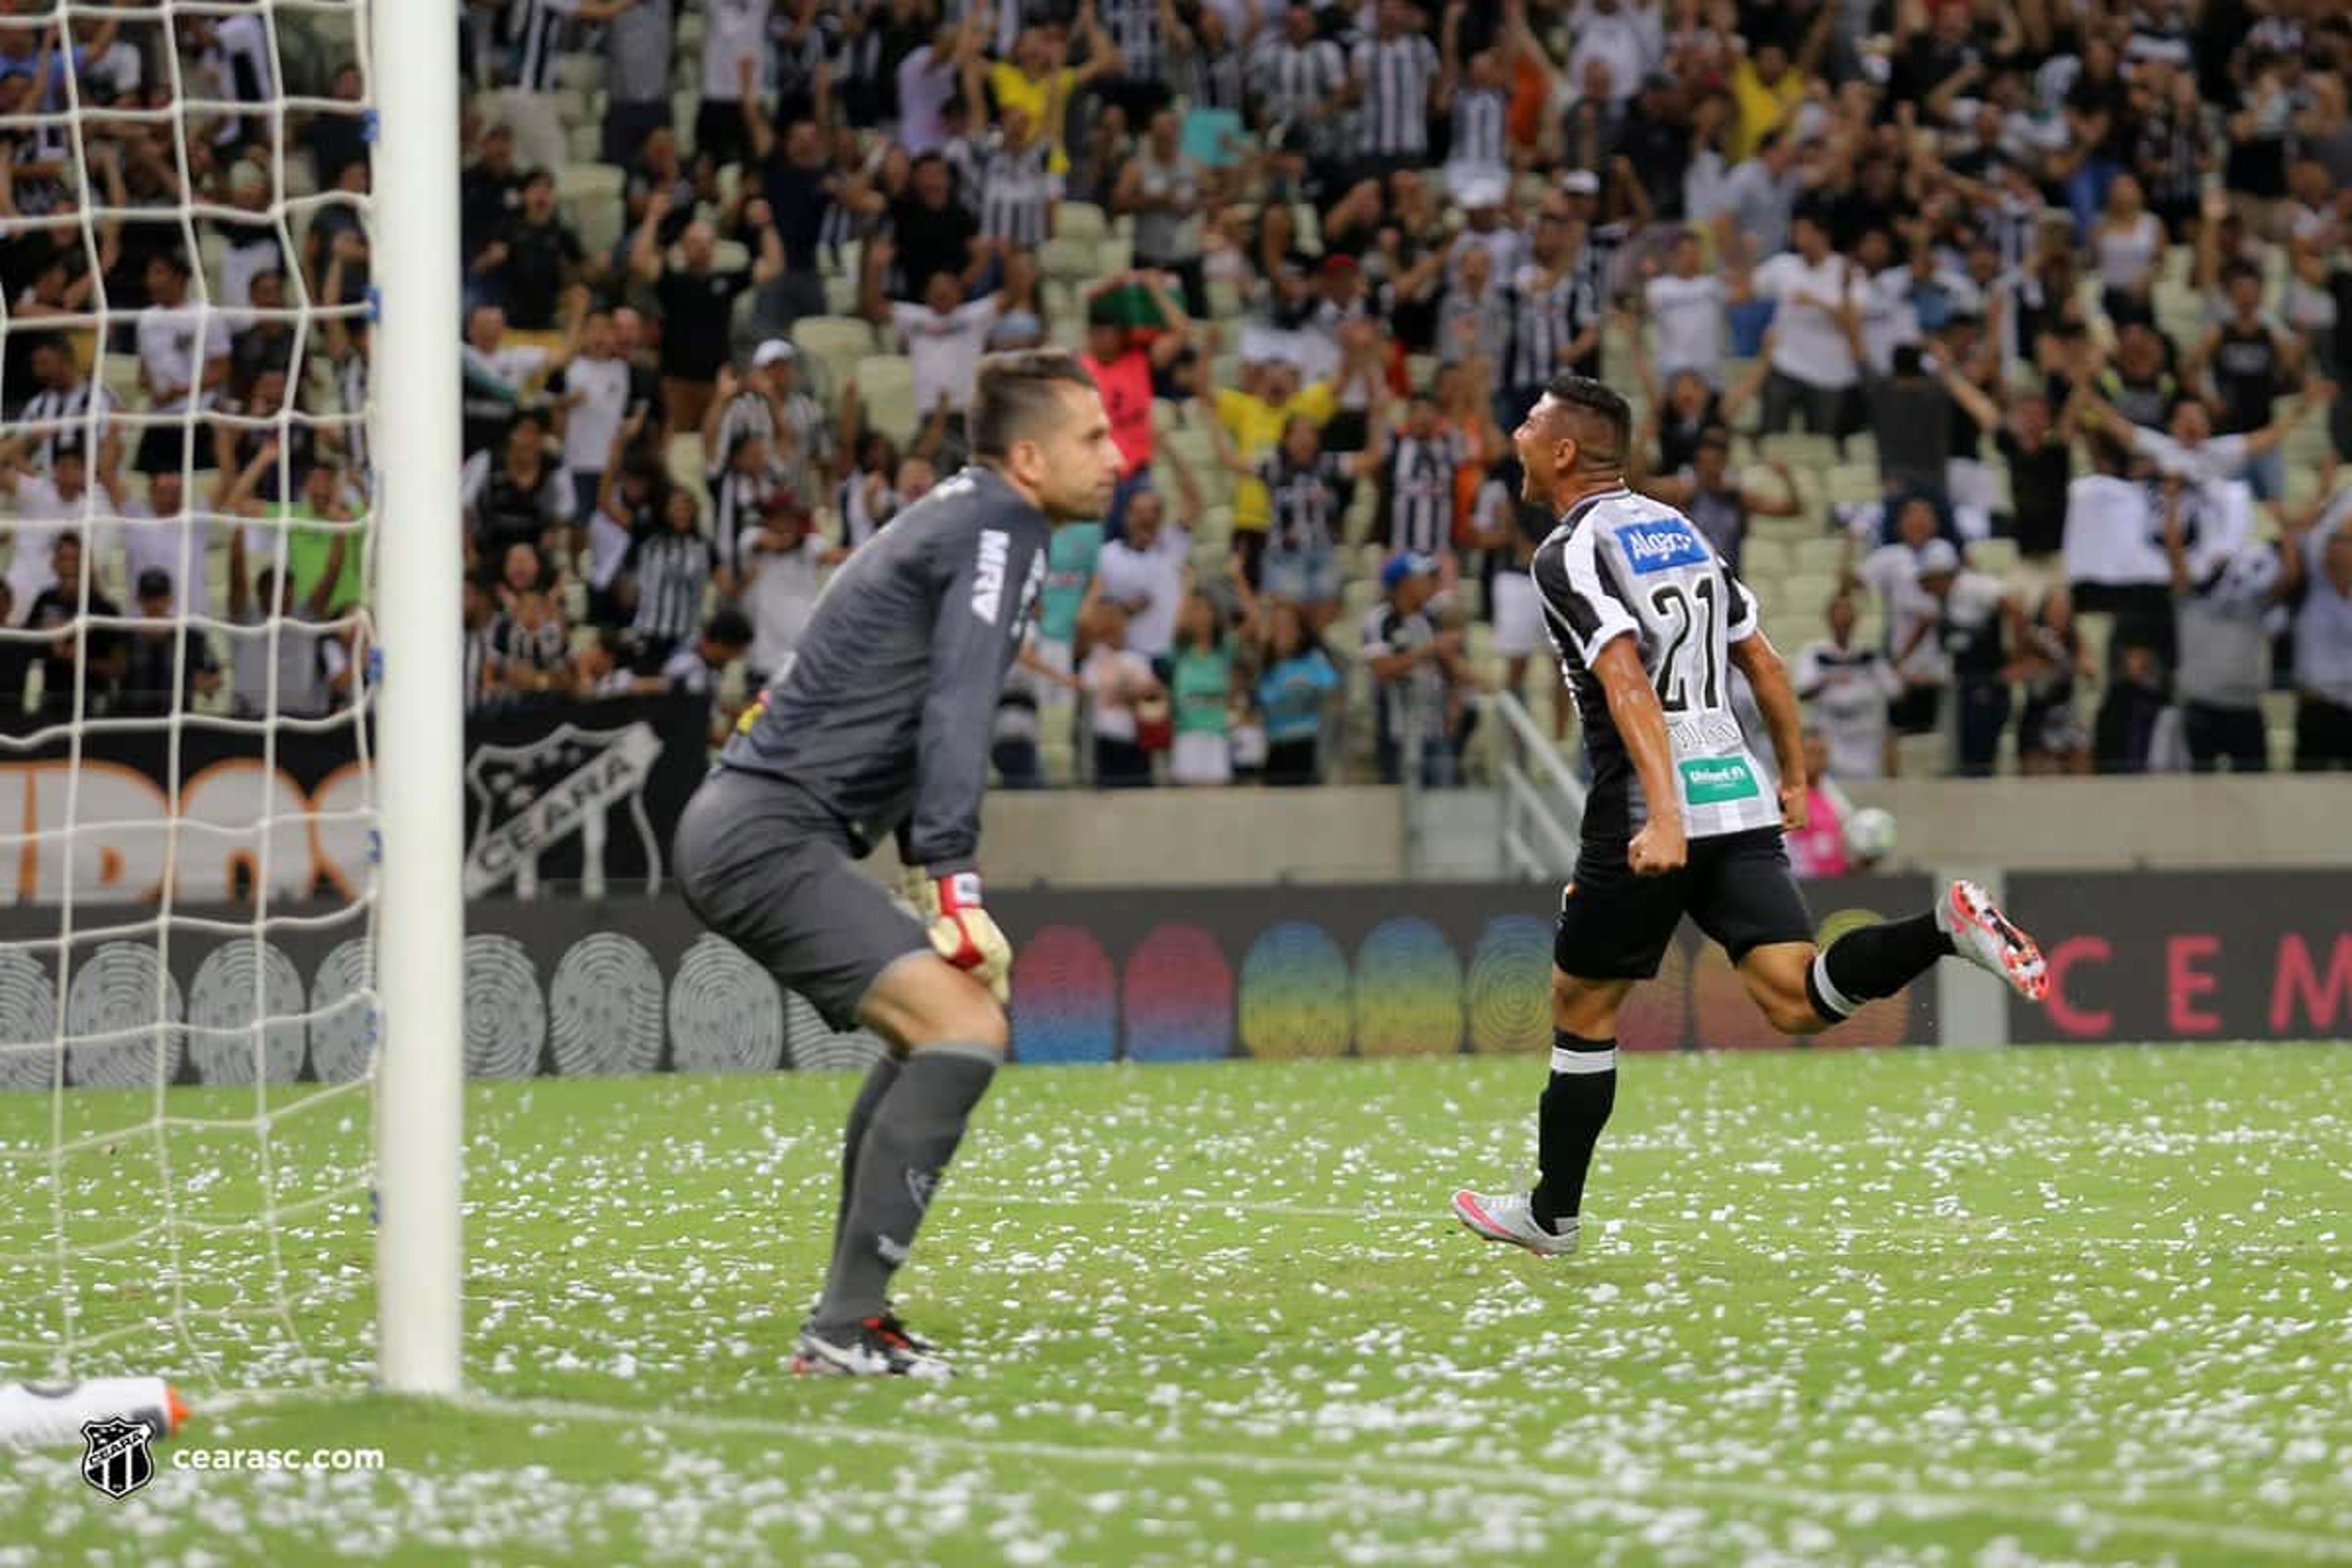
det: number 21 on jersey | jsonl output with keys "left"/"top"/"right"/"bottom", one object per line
{"left": 1648, "top": 578, "right": 1719, "bottom": 714}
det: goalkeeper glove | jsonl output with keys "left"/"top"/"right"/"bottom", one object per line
{"left": 907, "top": 869, "right": 1013, "bottom": 1004}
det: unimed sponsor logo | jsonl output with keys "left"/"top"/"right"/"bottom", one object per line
{"left": 1680, "top": 758, "right": 1759, "bottom": 804}
{"left": 1619, "top": 521, "right": 1707, "bottom": 573}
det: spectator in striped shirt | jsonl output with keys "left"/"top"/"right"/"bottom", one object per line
{"left": 1376, "top": 394, "right": 1465, "bottom": 581}
{"left": 956, "top": 61, "right": 1057, "bottom": 256}
{"left": 1230, "top": 410, "right": 1386, "bottom": 633}
{"left": 626, "top": 484, "right": 714, "bottom": 664}
{"left": 12, "top": 333, "right": 118, "bottom": 473}
{"left": 1091, "top": 0, "right": 1170, "bottom": 127}
{"left": 1254, "top": 2, "right": 1354, "bottom": 201}
{"left": 1350, "top": 0, "right": 1442, "bottom": 179}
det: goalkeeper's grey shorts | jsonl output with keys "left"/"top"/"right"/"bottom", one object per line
{"left": 673, "top": 767, "right": 929, "bottom": 1033}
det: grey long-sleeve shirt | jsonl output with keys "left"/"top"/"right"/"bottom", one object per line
{"left": 717, "top": 464, "right": 1049, "bottom": 873}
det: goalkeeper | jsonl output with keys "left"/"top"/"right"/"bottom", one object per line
{"left": 673, "top": 350, "right": 1122, "bottom": 1379}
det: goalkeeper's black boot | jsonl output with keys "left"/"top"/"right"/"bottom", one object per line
{"left": 791, "top": 1316, "right": 952, "bottom": 1380}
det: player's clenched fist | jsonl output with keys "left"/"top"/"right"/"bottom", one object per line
{"left": 908, "top": 869, "right": 1013, "bottom": 1003}
{"left": 1627, "top": 816, "right": 1687, "bottom": 878}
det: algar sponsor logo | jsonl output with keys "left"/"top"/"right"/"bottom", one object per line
{"left": 1619, "top": 521, "right": 1706, "bottom": 572}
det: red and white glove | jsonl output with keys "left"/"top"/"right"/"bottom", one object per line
{"left": 909, "top": 869, "right": 1012, "bottom": 1003}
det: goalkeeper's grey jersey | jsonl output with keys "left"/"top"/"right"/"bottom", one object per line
{"left": 717, "top": 464, "right": 1048, "bottom": 875}
{"left": 1529, "top": 484, "right": 1778, "bottom": 842}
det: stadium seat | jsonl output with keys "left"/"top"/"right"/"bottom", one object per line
{"left": 1824, "top": 463, "right": 1881, "bottom": 504}
{"left": 791, "top": 315, "right": 877, "bottom": 388}
{"left": 1969, "top": 538, "right": 2019, "bottom": 577}
{"left": 853, "top": 355, "right": 918, "bottom": 443}
{"left": 559, "top": 164, "right": 626, "bottom": 254}
{"left": 1791, "top": 535, "right": 1849, "bottom": 576}
{"left": 1095, "top": 236, "right": 1133, "bottom": 274}
{"left": 1161, "top": 426, "right": 1217, "bottom": 475}
{"left": 1780, "top": 572, "right": 1841, "bottom": 615}
{"left": 1057, "top": 202, "right": 1108, "bottom": 243}
{"left": 567, "top": 122, "right": 600, "bottom": 166}
{"left": 1760, "top": 433, "right": 1838, "bottom": 473}
{"left": 1040, "top": 238, "right": 1097, "bottom": 284}
{"left": 663, "top": 432, "right": 706, "bottom": 494}
{"left": 1740, "top": 538, "right": 1793, "bottom": 579}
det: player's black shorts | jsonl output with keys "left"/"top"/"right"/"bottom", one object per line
{"left": 1554, "top": 825, "right": 1816, "bottom": 982}
{"left": 672, "top": 767, "right": 930, "bottom": 1032}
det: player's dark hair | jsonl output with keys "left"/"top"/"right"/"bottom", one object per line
{"left": 1542, "top": 374, "right": 1632, "bottom": 473}
{"left": 970, "top": 350, "right": 1098, "bottom": 462}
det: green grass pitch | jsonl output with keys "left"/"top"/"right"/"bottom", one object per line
{"left": 3, "top": 1045, "right": 2349, "bottom": 1566}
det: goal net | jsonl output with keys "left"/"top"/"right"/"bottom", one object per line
{"left": 0, "top": 0, "right": 454, "bottom": 1400}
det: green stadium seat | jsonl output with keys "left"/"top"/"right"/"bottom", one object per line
{"left": 1791, "top": 535, "right": 1849, "bottom": 576}
{"left": 1823, "top": 462, "right": 1880, "bottom": 504}
{"left": 1969, "top": 537, "right": 2018, "bottom": 576}
{"left": 1760, "top": 433, "right": 1838, "bottom": 473}
{"left": 1740, "top": 538, "right": 1793, "bottom": 579}
{"left": 791, "top": 314, "right": 876, "bottom": 377}
{"left": 663, "top": 432, "right": 706, "bottom": 495}
{"left": 1040, "top": 238, "right": 1097, "bottom": 283}
{"left": 1057, "top": 202, "right": 1108, "bottom": 243}
{"left": 852, "top": 355, "right": 917, "bottom": 443}
{"left": 1780, "top": 572, "right": 1841, "bottom": 616}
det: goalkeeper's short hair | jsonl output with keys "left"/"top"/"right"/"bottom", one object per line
{"left": 969, "top": 350, "right": 1099, "bottom": 462}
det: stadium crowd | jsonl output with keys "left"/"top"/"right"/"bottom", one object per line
{"left": 2, "top": 0, "right": 2351, "bottom": 804}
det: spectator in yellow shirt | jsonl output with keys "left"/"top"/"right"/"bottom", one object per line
{"left": 1727, "top": 27, "right": 1826, "bottom": 164}
{"left": 987, "top": 5, "right": 1125, "bottom": 176}
{"left": 1199, "top": 358, "right": 1338, "bottom": 583}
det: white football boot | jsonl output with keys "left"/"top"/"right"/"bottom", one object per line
{"left": 1938, "top": 878, "right": 2049, "bottom": 1003}
{"left": 1450, "top": 1189, "right": 1580, "bottom": 1256}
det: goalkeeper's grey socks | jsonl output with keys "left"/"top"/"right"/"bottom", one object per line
{"left": 1807, "top": 912, "right": 1954, "bottom": 1023}
{"left": 831, "top": 1054, "right": 903, "bottom": 1259}
{"left": 1529, "top": 1030, "right": 1616, "bottom": 1235}
{"left": 813, "top": 1042, "right": 1000, "bottom": 1332}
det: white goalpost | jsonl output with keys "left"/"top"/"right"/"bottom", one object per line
{"left": 368, "top": 0, "right": 464, "bottom": 1398}
{"left": 0, "top": 0, "right": 461, "bottom": 1419}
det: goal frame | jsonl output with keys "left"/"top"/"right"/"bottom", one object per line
{"left": 368, "top": 0, "right": 465, "bottom": 1395}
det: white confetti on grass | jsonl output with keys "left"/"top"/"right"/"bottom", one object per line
{"left": 1, "top": 1044, "right": 2348, "bottom": 1564}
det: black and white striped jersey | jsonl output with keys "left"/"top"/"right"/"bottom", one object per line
{"left": 1450, "top": 85, "right": 1507, "bottom": 170}
{"left": 630, "top": 529, "right": 714, "bottom": 646}
{"left": 465, "top": 622, "right": 504, "bottom": 712}
{"left": 1381, "top": 433, "right": 1458, "bottom": 557}
{"left": 706, "top": 461, "right": 783, "bottom": 582}
{"left": 1253, "top": 37, "right": 1349, "bottom": 156}
{"left": 1095, "top": 0, "right": 1163, "bottom": 82}
{"left": 1506, "top": 265, "right": 1581, "bottom": 389}
{"left": 1177, "top": 35, "right": 1248, "bottom": 114}
{"left": 1530, "top": 486, "right": 1776, "bottom": 842}
{"left": 1350, "top": 32, "right": 1438, "bottom": 157}
{"left": 15, "top": 380, "right": 118, "bottom": 472}
{"left": 1578, "top": 221, "right": 1629, "bottom": 316}
{"left": 503, "top": 0, "right": 579, "bottom": 92}
{"left": 1258, "top": 450, "right": 1348, "bottom": 555}
{"left": 977, "top": 131, "right": 1053, "bottom": 250}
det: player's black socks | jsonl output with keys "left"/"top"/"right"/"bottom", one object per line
{"left": 1529, "top": 1030, "right": 1616, "bottom": 1233}
{"left": 831, "top": 1054, "right": 903, "bottom": 1259}
{"left": 1807, "top": 912, "right": 1954, "bottom": 1023}
{"left": 813, "top": 1042, "right": 999, "bottom": 1332}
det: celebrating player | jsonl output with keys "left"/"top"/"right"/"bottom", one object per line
{"left": 672, "top": 350, "right": 1122, "bottom": 1376}
{"left": 1452, "top": 375, "right": 2049, "bottom": 1257}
